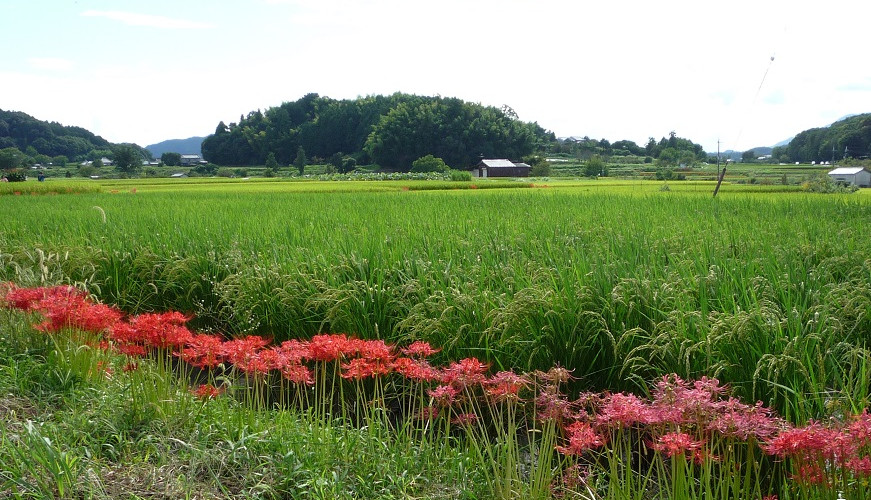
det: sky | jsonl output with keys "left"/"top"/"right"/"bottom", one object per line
{"left": 2, "top": 0, "right": 871, "bottom": 153}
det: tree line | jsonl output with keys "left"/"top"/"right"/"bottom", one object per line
{"left": 201, "top": 93, "right": 552, "bottom": 170}
{"left": 0, "top": 109, "right": 149, "bottom": 172}
{"left": 772, "top": 113, "right": 871, "bottom": 163}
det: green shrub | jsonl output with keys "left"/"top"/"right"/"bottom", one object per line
{"left": 802, "top": 172, "right": 859, "bottom": 193}
{"left": 449, "top": 169, "right": 472, "bottom": 181}
{"left": 3, "top": 169, "right": 27, "bottom": 182}
{"left": 411, "top": 155, "right": 449, "bottom": 173}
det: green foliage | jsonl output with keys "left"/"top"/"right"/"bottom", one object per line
{"left": 192, "top": 163, "right": 218, "bottom": 176}
{"left": 2, "top": 182, "right": 870, "bottom": 426}
{"left": 584, "top": 155, "right": 605, "bottom": 177}
{"left": 0, "top": 109, "right": 113, "bottom": 161}
{"left": 801, "top": 172, "right": 859, "bottom": 193}
{"left": 780, "top": 113, "right": 871, "bottom": 163}
{"left": 265, "top": 152, "right": 279, "bottom": 172}
{"left": 525, "top": 155, "right": 552, "bottom": 176}
{"left": 365, "top": 96, "right": 544, "bottom": 170}
{"left": 160, "top": 152, "right": 182, "bottom": 166}
{"left": 112, "top": 145, "right": 142, "bottom": 175}
{"left": 50, "top": 155, "right": 68, "bottom": 167}
{"left": 294, "top": 146, "right": 307, "bottom": 175}
{"left": 3, "top": 168, "right": 27, "bottom": 182}
{"left": 410, "top": 154, "right": 449, "bottom": 173}
{"left": 0, "top": 147, "right": 25, "bottom": 169}
{"left": 76, "top": 164, "right": 98, "bottom": 178}
{"left": 216, "top": 167, "right": 234, "bottom": 178}
{"left": 448, "top": 169, "right": 472, "bottom": 181}
{"left": 202, "top": 93, "right": 549, "bottom": 170}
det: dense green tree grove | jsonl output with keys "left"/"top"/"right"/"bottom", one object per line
{"left": 201, "top": 93, "right": 550, "bottom": 170}
{"left": 773, "top": 113, "right": 871, "bottom": 163}
{"left": 0, "top": 109, "right": 110, "bottom": 159}
{"left": 0, "top": 109, "right": 150, "bottom": 166}
{"left": 548, "top": 131, "right": 706, "bottom": 166}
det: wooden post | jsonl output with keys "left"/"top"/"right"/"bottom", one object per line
{"left": 713, "top": 166, "right": 726, "bottom": 197}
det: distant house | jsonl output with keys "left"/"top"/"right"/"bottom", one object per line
{"left": 828, "top": 166, "right": 871, "bottom": 187}
{"left": 180, "top": 154, "right": 206, "bottom": 166}
{"left": 471, "top": 159, "right": 530, "bottom": 178}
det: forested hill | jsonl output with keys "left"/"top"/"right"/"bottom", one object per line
{"left": 201, "top": 93, "right": 554, "bottom": 169}
{"left": 773, "top": 113, "right": 871, "bottom": 163}
{"left": 0, "top": 109, "right": 150, "bottom": 166}
{"left": 0, "top": 109, "right": 113, "bottom": 160}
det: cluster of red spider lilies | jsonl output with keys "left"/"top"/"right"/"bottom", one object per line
{"left": 3, "top": 282, "right": 871, "bottom": 496}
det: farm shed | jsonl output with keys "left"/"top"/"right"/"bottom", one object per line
{"left": 471, "top": 159, "right": 530, "bottom": 178}
{"left": 827, "top": 166, "right": 871, "bottom": 187}
{"left": 180, "top": 154, "right": 206, "bottom": 166}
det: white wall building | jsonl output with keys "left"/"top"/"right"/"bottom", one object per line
{"left": 828, "top": 166, "right": 871, "bottom": 187}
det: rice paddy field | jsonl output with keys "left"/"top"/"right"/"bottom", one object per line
{"left": 1, "top": 177, "right": 870, "bottom": 498}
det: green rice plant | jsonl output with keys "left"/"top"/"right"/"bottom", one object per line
{"left": 1, "top": 181, "right": 870, "bottom": 421}
{"left": 0, "top": 420, "right": 81, "bottom": 498}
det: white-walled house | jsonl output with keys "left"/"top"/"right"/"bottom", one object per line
{"left": 828, "top": 166, "right": 871, "bottom": 187}
{"left": 470, "top": 159, "right": 530, "bottom": 178}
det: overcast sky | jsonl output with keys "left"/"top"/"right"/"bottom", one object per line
{"left": 2, "top": 0, "right": 870, "bottom": 153}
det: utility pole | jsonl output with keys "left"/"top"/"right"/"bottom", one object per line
{"left": 713, "top": 139, "right": 726, "bottom": 197}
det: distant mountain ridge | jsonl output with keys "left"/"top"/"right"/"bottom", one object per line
{"left": 145, "top": 137, "right": 204, "bottom": 157}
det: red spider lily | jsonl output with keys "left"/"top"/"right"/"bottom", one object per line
{"left": 848, "top": 410, "right": 871, "bottom": 444}
{"left": 192, "top": 383, "right": 225, "bottom": 399}
{"left": 792, "top": 463, "right": 828, "bottom": 486}
{"left": 649, "top": 374, "right": 724, "bottom": 425}
{"left": 441, "top": 357, "right": 489, "bottom": 388}
{"left": 279, "top": 339, "right": 311, "bottom": 364}
{"left": 650, "top": 432, "right": 706, "bottom": 458}
{"left": 26, "top": 287, "right": 122, "bottom": 334}
{"left": 707, "top": 400, "right": 783, "bottom": 441}
{"left": 222, "top": 336, "right": 270, "bottom": 374}
{"left": 392, "top": 357, "right": 440, "bottom": 381}
{"left": 281, "top": 362, "right": 314, "bottom": 385}
{"left": 340, "top": 358, "right": 392, "bottom": 380}
{"left": 117, "top": 312, "right": 194, "bottom": 350}
{"left": 762, "top": 421, "right": 838, "bottom": 460}
{"left": 308, "top": 333, "right": 354, "bottom": 362}
{"left": 179, "top": 334, "right": 226, "bottom": 369}
{"left": 595, "top": 392, "right": 654, "bottom": 429}
{"left": 428, "top": 384, "right": 460, "bottom": 407}
{"left": 690, "top": 447, "right": 719, "bottom": 465}
{"left": 484, "top": 371, "right": 528, "bottom": 402}
{"left": 536, "top": 390, "right": 574, "bottom": 422}
{"left": 415, "top": 406, "right": 439, "bottom": 421}
{"left": 400, "top": 341, "right": 440, "bottom": 358}
{"left": 451, "top": 412, "right": 479, "bottom": 426}
{"left": 254, "top": 346, "right": 289, "bottom": 372}
{"left": 122, "top": 362, "right": 139, "bottom": 372}
{"left": 116, "top": 343, "right": 147, "bottom": 358}
{"left": 846, "top": 456, "right": 871, "bottom": 477}
{"left": 354, "top": 339, "right": 395, "bottom": 362}
{"left": 557, "top": 421, "right": 605, "bottom": 456}
{"left": 2, "top": 284, "right": 79, "bottom": 311}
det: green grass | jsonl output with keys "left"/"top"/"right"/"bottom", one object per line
{"left": 1, "top": 180, "right": 869, "bottom": 421}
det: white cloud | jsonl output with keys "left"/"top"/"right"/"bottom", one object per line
{"left": 80, "top": 10, "right": 214, "bottom": 30}
{"left": 28, "top": 58, "right": 74, "bottom": 71}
